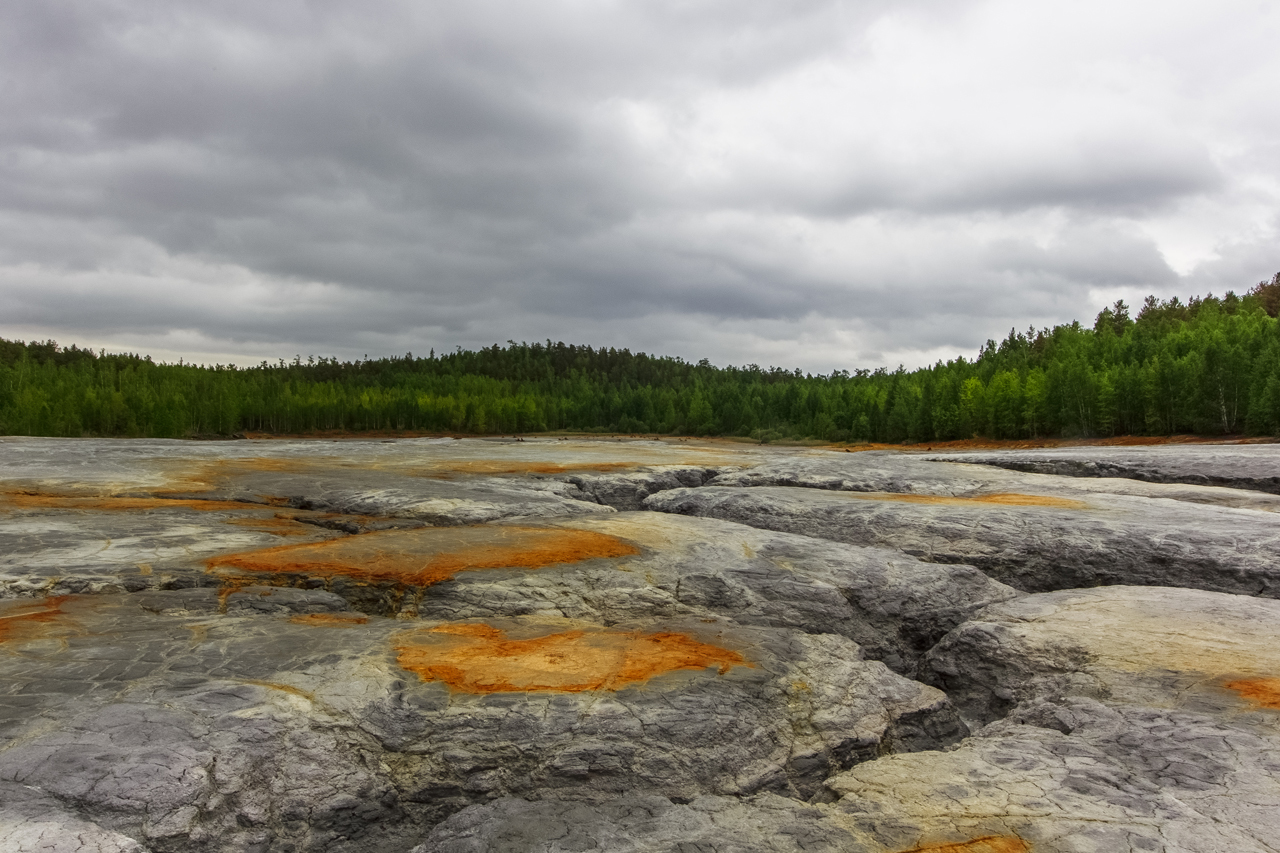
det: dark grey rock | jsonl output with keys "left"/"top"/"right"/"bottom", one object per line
{"left": 563, "top": 467, "right": 733, "bottom": 510}
{"left": 413, "top": 793, "right": 871, "bottom": 853}
{"left": 645, "top": 484, "right": 1280, "bottom": 597}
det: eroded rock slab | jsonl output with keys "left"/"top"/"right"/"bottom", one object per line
{"left": 0, "top": 592, "right": 963, "bottom": 851}
{"left": 0, "top": 496, "right": 352, "bottom": 599}
{"left": 6, "top": 437, "right": 1280, "bottom": 852}
{"left": 0, "top": 435, "right": 756, "bottom": 523}
{"left": 926, "top": 585, "right": 1280, "bottom": 726}
{"left": 0, "top": 780, "right": 148, "bottom": 853}
{"left": 415, "top": 513, "right": 1018, "bottom": 676}
{"left": 826, "top": 697, "right": 1280, "bottom": 853}
{"left": 414, "top": 793, "right": 874, "bottom": 853}
{"left": 207, "top": 523, "right": 643, "bottom": 616}
{"left": 647, "top": 483, "right": 1280, "bottom": 597}
{"left": 0, "top": 437, "right": 762, "bottom": 601}
{"left": 942, "top": 443, "right": 1280, "bottom": 494}
{"left": 420, "top": 694, "right": 1280, "bottom": 853}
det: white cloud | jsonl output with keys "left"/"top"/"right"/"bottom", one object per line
{"left": 0, "top": 0, "right": 1277, "bottom": 371}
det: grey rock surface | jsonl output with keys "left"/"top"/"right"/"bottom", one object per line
{"left": 646, "top": 483, "right": 1280, "bottom": 597}
{"left": 4, "top": 437, "right": 1280, "bottom": 852}
{"left": 420, "top": 696, "right": 1280, "bottom": 853}
{"left": 420, "top": 513, "right": 1018, "bottom": 677}
{"left": 826, "top": 697, "right": 1280, "bottom": 853}
{"left": 942, "top": 443, "right": 1280, "bottom": 493}
{"left": 0, "top": 501, "right": 344, "bottom": 599}
{"left": 414, "top": 793, "right": 872, "bottom": 853}
{"left": 925, "top": 584, "right": 1280, "bottom": 726}
{"left": 712, "top": 448, "right": 1280, "bottom": 511}
{"left": 561, "top": 467, "right": 732, "bottom": 510}
{"left": 0, "top": 781, "right": 150, "bottom": 853}
{"left": 0, "top": 591, "right": 963, "bottom": 851}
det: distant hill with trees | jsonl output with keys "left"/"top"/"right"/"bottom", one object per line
{"left": 4, "top": 273, "right": 1280, "bottom": 442}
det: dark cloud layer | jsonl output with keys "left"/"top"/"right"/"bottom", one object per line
{"left": 1, "top": 0, "right": 1277, "bottom": 370}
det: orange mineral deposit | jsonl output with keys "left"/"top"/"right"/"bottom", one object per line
{"left": 207, "top": 525, "right": 639, "bottom": 586}
{"left": 395, "top": 623, "right": 750, "bottom": 693}
{"left": 898, "top": 837, "right": 1030, "bottom": 853}
{"left": 1225, "top": 677, "right": 1280, "bottom": 710}
{"left": 0, "top": 491, "right": 258, "bottom": 513}
{"left": 0, "top": 596, "right": 70, "bottom": 644}
{"left": 289, "top": 613, "right": 370, "bottom": 626}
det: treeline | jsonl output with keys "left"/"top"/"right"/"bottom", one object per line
{"left": 4, "top": 274, "right": 1280, "bottom": 442}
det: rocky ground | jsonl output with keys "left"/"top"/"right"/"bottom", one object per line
{"left": 0, "top": 436, "right": 1277, "bottom": 852}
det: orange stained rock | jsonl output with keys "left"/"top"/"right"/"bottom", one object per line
{"left": 395, "top": 623, "right": 751, "bottom": 693}
{"left": 1225, "top": 677, "right": 1280, "bottom": 710}
{"left": 289, "top": 612, "right": 370, "bottom": 626}
{"left": 0, "top": 491, "right": 262, "bottom": 513}
{"left": 898, "top": 837, "right": 1029, "bottom": 853}
{"left": 159, "top": 456, "right": 316, "bottom": 494}
{"left": 0, "top": 596, "right": 70, "bottom": 643}
{"left": 843, "top": 491, "right": 1087, "bottom": 510}
{"left": 207, "top": 525, "right": 640, "bottom": 586}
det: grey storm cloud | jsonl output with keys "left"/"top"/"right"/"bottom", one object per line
{"left": 1, "top": 0, "right": 1277, "bottom": 371}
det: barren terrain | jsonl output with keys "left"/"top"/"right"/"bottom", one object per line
{"left": 1, "top": 436, "right": 1278, "bottom": 852}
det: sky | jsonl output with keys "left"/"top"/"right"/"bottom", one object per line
{"left": 2, "top": 0, "right": 1278, "bottom": 373}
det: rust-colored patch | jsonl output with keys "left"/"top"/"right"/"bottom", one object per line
{"left": 395, "top": 623, "right": 751, "bottom": 693}
{"left": 0, "top": 596, "right": 70, "bottom": 643}
{"left": 215, "top": 576, "right": 261, "bottom": 612}
{"left": 0, "top": 490, "right": 260, "bottom": 513}
{"left": 1225, "top": 677, "right": 1280, "bottom": 710}
{"left": 242, "top": 679, "right": 318, "bottom": 702}
{"left": 207, "top": 526, "right": 640, "bottom": 587}
{"left": 898, "top": 837, "right": 1030, "bottom": 853}
{"left": 158, "top": 456, "right": 316, "bottom": 495}
{"left": 289, "top": 612, "right": 370, "bottom": 626}
{"left": 843, "top": 491, "right": 1088, "bottom": 510}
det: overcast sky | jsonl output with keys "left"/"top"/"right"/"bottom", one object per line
{"left": 2, "top": 1, "right": 1278, "bottom": 372}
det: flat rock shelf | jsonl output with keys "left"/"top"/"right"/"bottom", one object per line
{"left": 1, "top": 435, "right": 1278, "bottom": 852}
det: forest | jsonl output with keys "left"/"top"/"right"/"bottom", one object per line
{"left": 4, "top": 273, "right": 1280, "bottom": 443}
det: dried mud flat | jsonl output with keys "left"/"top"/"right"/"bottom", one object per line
{"left": 1, "top": 437, "right": 1279, "bottom": 852}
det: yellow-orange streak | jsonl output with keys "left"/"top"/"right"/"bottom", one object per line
{"left": 289, "top": 612, "right": 370, "bottom": 626}
{"left": 0, "top": 491, "right": 262, "bottom": 512}
{"left": 0, "top": 596, "right": 70, "bottom": 643}
{"left": 898, "top": 837, "right": 1030, "bottom": 853}
{"left": 395, "top": 623, "right": 750, "bottom": 693}
{"left": 159, "top": 456, "right": 315, "bottom": 494}
{"left": 207, "top": 526, "right": 640, "bottom": 586}
{"left": 1225, "top": 677, "right": 1280, "bottom": 710}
